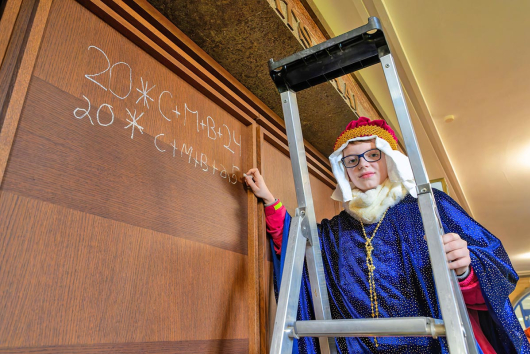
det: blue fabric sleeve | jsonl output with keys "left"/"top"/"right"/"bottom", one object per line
{"left": 434, "top": 189, "right": 530, "bottom": 353}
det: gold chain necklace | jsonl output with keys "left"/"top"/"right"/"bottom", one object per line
{"left": 360, "top": 208, "right": 388, "bottom": 348}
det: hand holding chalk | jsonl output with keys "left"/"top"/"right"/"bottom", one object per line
{"left": 243, "top": 168, "right": 275, "bottom": 204}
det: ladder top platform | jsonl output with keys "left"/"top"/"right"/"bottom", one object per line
{"left": 269, "top": 17, "right": 388, "bottom": 93}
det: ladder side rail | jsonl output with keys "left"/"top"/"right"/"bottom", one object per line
{"left": 379, "top": 49, "right": 476, "bottom": 354}
{"left": 418, "top": 194, "right": 473, "bottom": 354}
{"left": 451, "top": 268, "right": 478, "bottom": 351}
{"left": 269, "top": 212, "right": 311, "bottom": 354}
{"left": 378, "top": 49, "right": 429, "bottom": 187}
{"left": 280, "top": 90, "right": 337, "bottom": 354}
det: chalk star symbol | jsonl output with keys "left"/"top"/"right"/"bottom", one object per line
{"left": 135, "top": 77, "right": 156, "bottom": 108}
{"left": 125, "top": 108, "right": 145, "bottom": 139}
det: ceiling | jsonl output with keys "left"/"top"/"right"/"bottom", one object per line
{"left": 306, "top": 0, "right": 530, "bottom": 273}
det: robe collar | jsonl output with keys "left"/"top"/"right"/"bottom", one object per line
{"left": 344, "top": 178, "right": 408, "bottom": 224}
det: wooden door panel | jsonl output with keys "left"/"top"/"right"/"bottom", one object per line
{"left": 0, "top": 0, "right": 255, "bottom": 351}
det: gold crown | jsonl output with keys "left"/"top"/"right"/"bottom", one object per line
{"left": 334, "top": 125, "right": 398, "bottom": 151}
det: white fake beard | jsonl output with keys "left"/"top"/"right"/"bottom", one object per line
{"left": 343, "top": 178, "right": 408, "bottom": 224}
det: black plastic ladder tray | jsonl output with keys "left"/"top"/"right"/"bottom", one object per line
{"left": 268, "top": 17, "right": 388, "bottom": 93}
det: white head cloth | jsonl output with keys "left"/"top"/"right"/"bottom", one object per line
{"left": 329, "top": 135, "right": 417, "bottom": 202}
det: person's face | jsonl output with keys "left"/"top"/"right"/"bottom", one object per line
{"left": 342, "top": 140, "right": 388, "bottom": 192}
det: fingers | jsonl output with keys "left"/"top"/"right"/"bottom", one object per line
{"left": 243, "top": 173, "right": 258, "bottom": 191}
{"left": 244, "top": 169, "right": 259, "bottom": 184}
{"left": 252, "top": 168, "right": 262, "bottom": 179}
{"left": 442, "top": 232, "right": 471, "bottom": 273}
{"left": 442, "top": 232, "right": 460, "bottom": 244}
{"left": 443, "top": 238, "right": 467, "bottom": 254}
{"left": 245, "top": 168, "right": 261, "bottom": 179}
{"left": 243, "top": 168, "right": 275, "bottom": 203}
{"left": 448, "top": 257, "right": 471, "bottom": 271}
{"left": 446, "top": 247, "right": 470, "bottom": 262}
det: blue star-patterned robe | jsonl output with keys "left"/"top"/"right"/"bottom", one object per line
{"left": 271, "top": 189, "right": 530, "bottom": 353}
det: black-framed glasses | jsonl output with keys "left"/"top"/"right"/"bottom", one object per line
{"left": 341, "top": 149, "right": 382, "bottom": 168}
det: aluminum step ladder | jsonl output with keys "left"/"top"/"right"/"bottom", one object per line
{"left": 267, "top": 17, "right": 477, "bottom": 354}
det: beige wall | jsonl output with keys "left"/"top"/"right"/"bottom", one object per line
{"left": 510, "top": 275, "right": 530, "bottom": 304}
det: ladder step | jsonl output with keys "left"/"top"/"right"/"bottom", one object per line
{"left": 291, "top": 317, "right": 446, "bottom": 339}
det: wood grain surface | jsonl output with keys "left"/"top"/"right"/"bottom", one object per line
{"left": 116, "top": 0, "right": 334, "bottom": 172}
{"left": 0, "top": 0, "right": 52, "bottom": 184}
{"left": 0, "top": 191, "right": 249, "bottom": 347}
{"left": 0, "top": 0, "right": 254, "bottom": 351}
{"left": 256, "top": 126, "right": 270, "bottom": 353}
{"left": 0, "top": 0, "right": 33, "bottom": 113}
{"left": 262, "top": 139, "right": 339, "bottom": 221}
{"left": 0, "top": 339, "right": 247, "bottom": 353}
{"left": 0, "top": 0, "right": 24, "bottom": 69}
{"left": 3, "top": 76, "right": 249, "bottom": 254}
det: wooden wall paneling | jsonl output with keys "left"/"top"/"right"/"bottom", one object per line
{"left": 0, "top": 0, "right": 37, "bottom": 129}
{"left": 267, "top": 277, "right": 277, "bottom": 352}
{"left": 256, "top": 125, "right": 272, "bottom": 354}
{"left": 9, "top": 76, "right": 248, "bottom": 253}
{"left": 12, "top": 0, "right": 252, "bottom": 253}
{"left": 311, "top": 175, "right": 340, "bottom": 222}
{"left": 0, "top": 339, "right": 248, "bottom": 353}
{"left": 247, "top": 122, "right": 259, "bottom": 354}
{"left": 0, "top": 0, "right": 24, "bottom": 68}
{"left": 122, "top": 0, "right": 287, "bottom": 136}
{"left": 90, "top": 0, "right": 261, "bottom": 123}
{"left": 255, "top": 113, "right": 332, "bottom": 172}
{"left": 32, "top": 0, "right": 250, "bottom": 187}
{"left": 256, "top": 127, "right": 277, "bottom": 354}
{"left": 261, "top": 131, "right": 338, "bottom": 223}
{"left": 0, "top": 0, "right": 52, "bottom": 185}
{"left": 262, "top": 129, "right": 336, "bottom": 190}
{"left": 261, "top": 138, "right": 296, "bottom": 216}
{"left": 0, "top": 191, "right": 250, "bottom": 349}
{"left": 95, "top": 0, "right": 334, "bottom": 172}
{"left": 0, "top": 77, "right": 252, "bottom": 342}
{"left": 0, "top": 0, "right": 257, "bottom": 351}
{"left": 72, "top": 0, "right": 254, "bottom": 127}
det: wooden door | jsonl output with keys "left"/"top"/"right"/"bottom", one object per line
{"left": 0, "top": 0, "right": 257, "bottom": 352}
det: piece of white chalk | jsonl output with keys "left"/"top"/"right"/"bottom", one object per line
{"left": 243, "top": 173, "right": 248, "bottom": 177}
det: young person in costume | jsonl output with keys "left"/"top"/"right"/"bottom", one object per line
{"left": 244, "top": 117, "right": 530, "bottom": 353}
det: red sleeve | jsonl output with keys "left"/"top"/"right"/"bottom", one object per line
{"left": 458, "top": 267, "right": 488, "bottom": 311}
{"left": 264, "top": 200, "right": 286, "bottom": 255}
{"left": 462, "top": 268, "right": 496, "bottom": 352}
